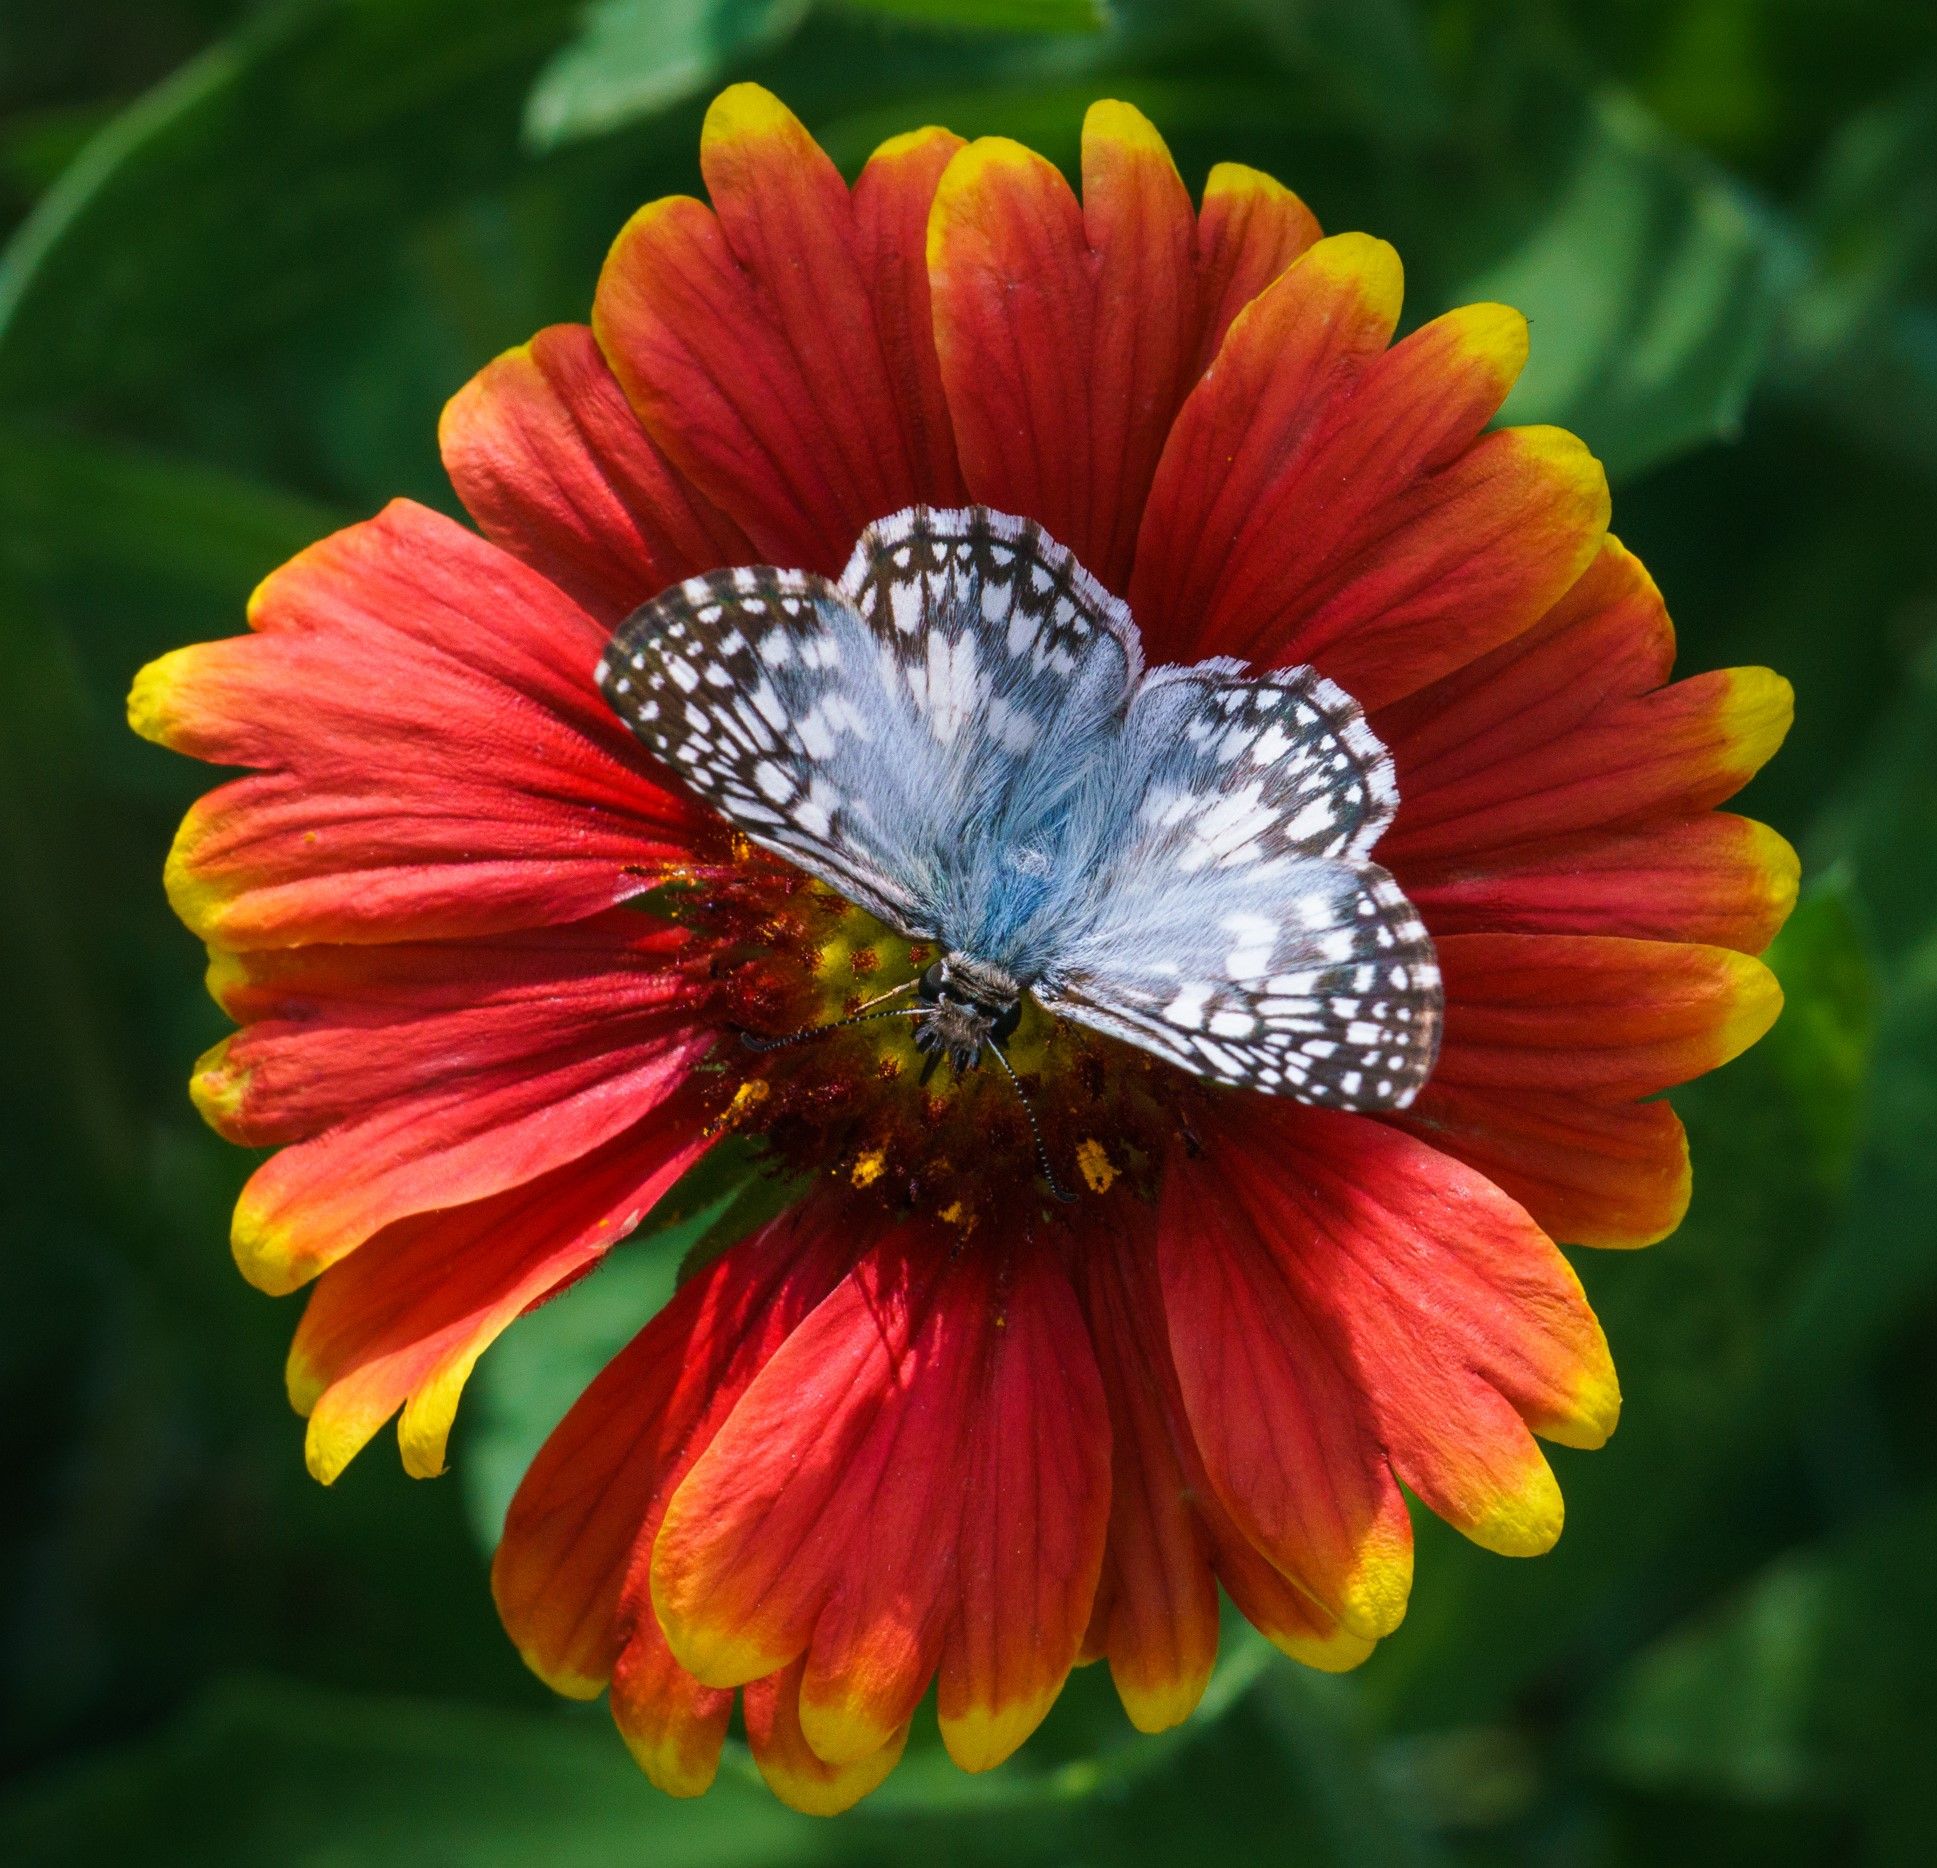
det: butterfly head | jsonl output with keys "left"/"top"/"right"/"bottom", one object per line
{"left": 913, "top": 956, "right": 1023, "bottom": 1078}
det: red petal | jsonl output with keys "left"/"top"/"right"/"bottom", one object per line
{"left": 1077, "top": 1233, "right": 1220, "bottom": 1732}
{"left": 1378, "top": 540, "right": 1794, "bottom": 867}
{"left": 439, "top": 323, "right": 752, "bottom": 623}
{"left": 852, "top": 126, "right": 970, "bottom": 505}
{"left": 1129, "top": 232, "right": 1402, "bottom": 660}
{"left": 1137, "top": 238, "right": 1604, "bottom": 694}
{"left": 1157, "top": 1153, "right": 1414, "bottom": 1641}
{"left": 1396, "top": 1085, "right": 1690, "bottom": 1250}
{"left": 495, "top": 1211, "right": 852, "bottom": 1792}
{"left": 929, "top": 103, "right": 1200, "bottom": 593}
{"left": 288, "top": 1098, "right": 708, "bottom": 1483}
{"left": 936, "top": 1242, "right": 1110, "bottom": 1771}
{"left": 743, "top": 1658, "right": 909, "bottom": 1816}
{"left": 127, "top": 501, "right": 703, "bottom": 948}
{"left": 195, "top": 917, "right": 711, "bottom": 1293}
{"left": 1434, "top": 932, "right": 1783, "bottom": 1098}
{"left": 594, "top": 86, "right": 959, "bottom": 571}
{"left": 1214, "top": 1103, "right": 1619, "bottom": 1555}
{"left": 650, "top": 1224, "right": 983, "bottom": 1743}
{"left": 1404, "top": 814, "right": 1800, "bottom": 954}
{"left": 1192, "top": 161, "right": 1322, "bottom": 376}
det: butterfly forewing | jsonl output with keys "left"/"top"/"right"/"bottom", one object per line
{"left": 598, "top": 564, "right": 935, "bottom": 930}
{"left": 598, "top": 507, "right": 1139, "bottom": 942}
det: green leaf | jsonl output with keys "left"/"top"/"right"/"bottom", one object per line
{"left": 523, "top": 0, "right": 812, "bottom": 150}
{"left": 0, "top": 0, "right": 584, "bottom": 417}
{"left": 1462, "top": 91, "right": 1799, "bottom": 482}
{"left": 1588, "top": 1490, "right": 1937, "bottom": 1851}
{"left": 834, "top": 0, "right": 1110, "bottom": 33}
{"left": 0, "top": 1677, "right": 825, "bottom": 1867}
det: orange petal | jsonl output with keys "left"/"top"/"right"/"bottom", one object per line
{"left": 743, "top": 1658, "right": 909, "bottom": 1817}
{"left": 929, "top": 103, "right": 1200, "bottom": 594}
{"left": 1076, "top": 1234, "right": 1221, "bottom": 1732}
{"left": 1192, "top": 161, "right": 1323, "bottom": 376}
{"left": 1212, "top": 1103, "right": 1619, "bottom": 1555}
{"left": 594, "top": 86, "right": 959, "bottom": 571}
{"left": 495, "top": 1211, "right": 852, "bottom": 1713}
{"left": 1378, "top": 539, "right": 1793, "bottom": 866}
{"left": 1158, "top": 1150, "right": 1415, "bottom": 1642}
{"left": 1404, "top": 814, "right": 1800, "bottom": 955}
{"left": 1396, "top": 1085, "right": 1691, "bottom": 1250}
{"left": 439, "top": 323, "right": 752, "bottom": 622}
{"left": 290, "top": 1101, "right": 707, "bottom": 1483}
{"left": 202, "top": 919, "right": 710, "bottom": 1293}
{"left": 1128, "top": 231, "right": 1400, "bottom": 657}
{"left": 127, "top": 502, "right": 703, "bottom": 948}
{"left": 1434, "top": 933, "right": 1784, "bottom": 1098}
{"left": 936, "top": 1243, "right": 1110, "bottom": 1772}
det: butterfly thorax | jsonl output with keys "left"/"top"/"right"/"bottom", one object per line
{"left": 914, "top": 956, "right": 1023, "bottom": 1077}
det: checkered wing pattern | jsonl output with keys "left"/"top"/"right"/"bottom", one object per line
{"left": 596, "top": 506, "right": 1137, "bottom": 938}
{"left": 1035, "top": 665, "right": 1440, "bottom": 1110}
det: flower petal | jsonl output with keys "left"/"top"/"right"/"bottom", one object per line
{"left": 127, "top": 501, "right": 703, "bottom": 948}
{"left": 650, "top": 1224, "right": 982, "bottom": 1739}
{"left": 1213, "top": 1104, "right": 1619, "bottom": 1555}
{"left": 852, "top": 126, "right": 971, "bottom": 506}
{"left": 439, "top": 323, "right": 753, "bottom": 623}
{"left": 1377, "top": 539, "right": 1794, "bottom": 867}
{"left": 1192, "top": 161, "right": 1322, "bottom": 375}
{"left": 1157, "top": 1154, "right": 1415, "bottom": 1642}
{"left": 936, "top": 1242, "right": 1110, "bottom": 1772}
{"left": 1077, "top": 1235, "right": 1221, "bottom": 1732}
{"left": 289, "top": 1099, "right": 709, "bottom": 1484}
{"left": 1136, "top": 239, "right": 1603, "bottom": 694}
{"left": 1404, "top": 814, "right": 1800, "bottom": 955}
{"left": 1434, "top": 932, "right": 1783, "bottom": 1098}
{"left": 1396, "top": 1084, "right": 1691, "bottom": 1250}
{"left": 929, "top": 103, "right": 1200, "bottom": 593}
{"left": 493, "top": 1210, "right": 852, "bottom": 1790}
{"left": 197, "top": 917, "right": 712, "bottom": 1293}
{"left": 743, "top": 1659, "right": 910, "bottom": 1817}
{"left": 594, "top": 86, "right": 959, "bottom": 571}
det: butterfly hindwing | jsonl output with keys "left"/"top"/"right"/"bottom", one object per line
{"left": 1037, "top": 857, "right": 1441, "bottom": 1109}
{"left": 1033, "top": 662, "right": 1436, "bottom": 1110}
{"left": 1115, "top": 661, "right": 1398, "bottom": 871}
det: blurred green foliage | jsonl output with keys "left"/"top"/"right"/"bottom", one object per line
{"left": 3, "top": 0, "right": 1935, "bottom": 1861}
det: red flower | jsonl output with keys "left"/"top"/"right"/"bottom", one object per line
{"left": 130, "top": 87, "right": 1794, "bottom": 1813}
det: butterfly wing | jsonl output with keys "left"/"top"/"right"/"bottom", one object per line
{"left": 1034, "top": 664, "right": 1441, "bottom": 1110}
{"left": 597, "top": 506, "right": 1139, "bottom": 940}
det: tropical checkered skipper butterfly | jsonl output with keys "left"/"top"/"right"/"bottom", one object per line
{"left": 597, "top": 506, "right": 1441, "bottom": 1111}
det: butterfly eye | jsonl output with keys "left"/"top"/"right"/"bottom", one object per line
{"left": 991, "top": 1001, "right": 1022, "bottom": 1043}
{"left": 918, "top": 961, "right": 948, "bottom": 1003}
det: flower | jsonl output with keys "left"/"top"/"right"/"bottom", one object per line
{"left": 129, "top": 85, "right": 1795, "bottom": 1814}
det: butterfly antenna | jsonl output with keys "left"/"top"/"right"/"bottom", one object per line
{"left": 736, "top": 979, "right": 923, "bottom": 1053}
{"left": 985, "top": 1039, "right": 1078, "bottom": 1205}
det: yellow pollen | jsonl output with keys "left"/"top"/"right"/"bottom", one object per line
{"left": 725, "top": 1080, "right": 770, "bottom": 1125}
{"left": 850, "top": 1150, "right": 886, "bottom": 1188}
{"left": 938, "top": 1199, "right": 975, "bottom": 1232}
{"left": 1076, "top": 1138, "right": 1118, "bottom": 1194}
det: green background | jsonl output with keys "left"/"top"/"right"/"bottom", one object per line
{"left": 3, "top": 1, "right": 1935, "bottom": 1861}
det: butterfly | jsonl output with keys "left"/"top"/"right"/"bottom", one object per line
{"left": 596, "top": 506, "right": 1441, "bottom": 1112}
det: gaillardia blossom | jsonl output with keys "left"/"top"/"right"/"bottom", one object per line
{"left": 131, "top": 88, "right": 1794, "bottom": 1813}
